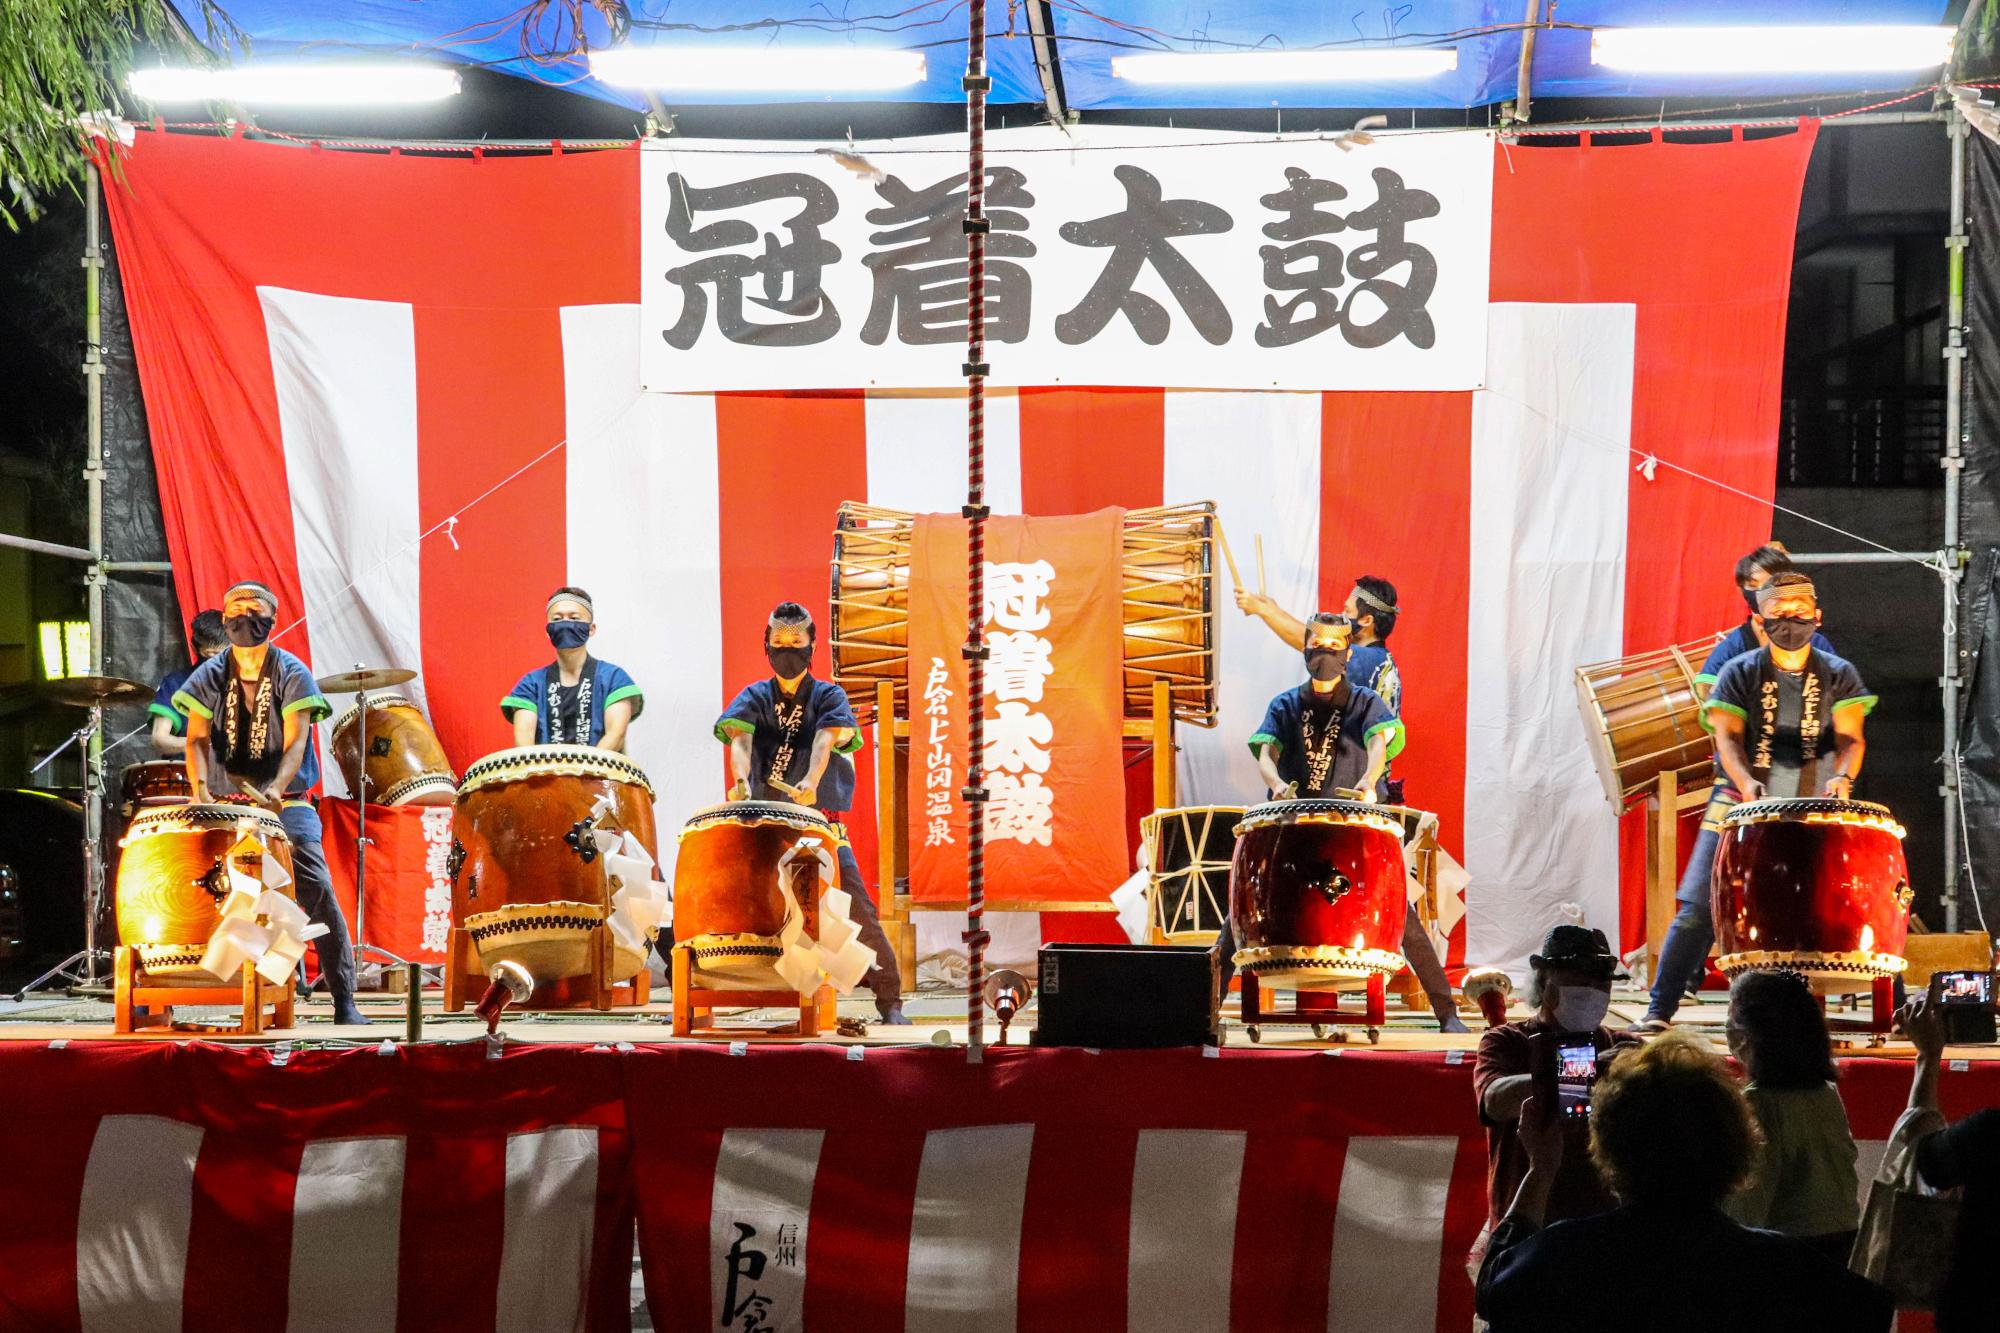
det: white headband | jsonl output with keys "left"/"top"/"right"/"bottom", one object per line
{"left": 547, "top": 591, "right": 593, "bottom": 617}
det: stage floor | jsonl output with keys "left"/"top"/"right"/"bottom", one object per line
{"left": 0, "top": 983, "right": 1987, "bottom": 1061}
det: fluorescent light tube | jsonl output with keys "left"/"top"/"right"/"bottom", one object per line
{"left": 128, "top": 64, "right": 462, "bottom": 105}
{"left": 1112, "top": 48, "right": 1457, "bottom": 84}
{"left": 589, "top": 46, "right": 925, "bottom": 91}
{"left": 1591, "top": 25, "right": 1954, "bottom": 74}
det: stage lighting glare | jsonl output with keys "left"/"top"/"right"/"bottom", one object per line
{"left": 1590, "top": 25, "right": 1954, "bottom": 74}
{"left": 589, "top": 46, "right": 926, "bottom": 91}
{"left": 128, "top": 65, "right": 463, "bottom": 105}
{"left": 1112, "top": 48, "right": 1457, "bottom": 84}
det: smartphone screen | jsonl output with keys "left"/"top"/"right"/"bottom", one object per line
{"left": 1556, "top": 1042, "right": 1598, "bottom": 1121}
{"left": 1938, "top": 971, "right": 1994, "bottom": 1005}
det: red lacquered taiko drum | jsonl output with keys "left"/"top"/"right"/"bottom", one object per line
{"left": 450, "top": 745, "right": 660, "bottom": 997}
{"left": 1229, "top": 798, "right": 1408, "bottom": 991}
{"left": 675, "top": 801, "right": 836, "bottom": 991}
{"left": 1712, "top": 796, "right": 1913, "bottom": 993}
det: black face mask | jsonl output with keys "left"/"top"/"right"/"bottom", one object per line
{"left": 1741, "top": 586, "right": 1762, "bottom": 613}
{"left": 1762, "top": 615, "right": 1815, "bottom": 651}
{"left": 546, "top": 619, "right": 591, "bottom": 650}
{"left": 767, "top": 644, "right": 813, "bottom": 679}
{"left": 1305, "top": 647, "right": 1348, "bottom": 683}
{"left": 224, "top": 612, "right": 274, "bottom": 648}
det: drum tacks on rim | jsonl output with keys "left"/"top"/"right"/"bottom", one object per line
{"left": 1711, "top": 796, "right": 1913, "bottom": 992}
{"left": 1228, "top": 797, "right": 1408, "bottom": 990}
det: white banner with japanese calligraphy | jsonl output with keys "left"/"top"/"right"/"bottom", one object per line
{"left": 639, "top": 126, "right": 1493, "bottom": 392}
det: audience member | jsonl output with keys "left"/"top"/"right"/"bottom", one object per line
{"left": 1724, "top": 969, "right": 1860, "bottom": 1264}
{"left": 1897, "top": 989, "right": 2000, "bottom": 1332}
{"left": 1476, "top": 1030, "right": 1893, "bottom": 1332}
{"left": 1474, "top": 925, "right": 1632, "bottom": 1228}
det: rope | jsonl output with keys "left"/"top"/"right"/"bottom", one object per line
{"left": 962, "top": 0, "right": 990, "bottom": 1063}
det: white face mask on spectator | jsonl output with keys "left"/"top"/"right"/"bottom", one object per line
{"left": 1553, "top": 983, "right": 1611, "bottom": 1033}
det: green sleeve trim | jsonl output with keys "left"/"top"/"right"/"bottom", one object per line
{"left": 283, "top": 694, "right": 332, "bottom": 724}
{"left": 1366, "top": 717, "right": 1407, "bottom": 762}
{"left": 1700, "top": 699, "right": 1746, "bottom": 734}
{"left": 1247, "top": 731, "right": 1280, "bottom": 757}
{"left": 500, "top": 695, "right": 538, "bottom": 717}
{"left": 1832, "top": 694, "right": 1878, "bottom": 717}
{"left": 715, "top": 718, "right": 756, "bottom": 743}
{"left": 833, "top": 729, "right": 865, "bottom": 754}
{"left": 172, "top": 690, "right": 213, "bottom": 721}
{"left": 604, "top": 684, "right": 643, "bottom": 709}
{"left": 147, "top": 701, "right": 182, "bottom": 722}
{"left": 1693, "top": 672, "right": 1718, "bottom": 688}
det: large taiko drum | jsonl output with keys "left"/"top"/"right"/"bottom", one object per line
{"left": 1713, "top": 796, "right": 1913, "bottom": 993}
{"left": 115, "top": 803, "right": 294, "bottom": 984}
{"left": 119, "top": 759, "right": 191, "bottom": 817}
{"left": 331, "top": 696, "right": 456, "bottom": 806}
{"left": 450, "top": 745, "right": 659, "bottom": 995}
{"left": 1229, "top": 798, "right": 1408, "bottom": 990}
{"left": 1575, "top": 634, "right": 1726, "bottom": 810}
{"left": 675, "top": 801, "right": 838, "bottom": 991}
{"left": 1140, "top": 805, "right": 1243, "bottom": 944}
{"left": 830, "top": 501, "right": 1218, "bottom": 723}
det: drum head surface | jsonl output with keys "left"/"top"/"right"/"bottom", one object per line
{"left": 124, "top": 802, "right": 288, "bottom": 842}
{"left": 681, "top": 800, "right": 833, "bottom": 835}
{"left": 1238, "top": 797, "right": 1400, "bottom": 834}
{"left": 459, "top": 744, "right": 654, "bottom": 798}
{"left": 1723, "top": 796, "right": 1899, "bottom": 828}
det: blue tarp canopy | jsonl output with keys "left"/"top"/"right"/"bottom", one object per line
{"left": 168, "top": 1, "right": 1955, "bottom": 112}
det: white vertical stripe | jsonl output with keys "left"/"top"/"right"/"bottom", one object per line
{"left": 286, "top": 1137, "right": 406, "bottom": 1331}
{"left": 864, "top": 390, "right": 1022, "bottom": 514}
{"left": 1127, "top": 1129, "right": 1245, "bottom": 1333}
{"left": 1465, "top": 303, "right": 1635, "bottom": 979}
{"left": 76, "top": 1114, "right": 202, "bottom": 1333}
{"left": 560, "top": 305, "right": 722, "bottom": 886}
{"left": 904, "top": 1123, "right": 1035, "bottom": 1333}
{"left": 1326, "top": 1136, "right": 1458, "bottom": 1333}
{"left": 708, "top": 1129, "right": 824, "bottom": 1333}
{"left": 497, "top": 1125, "right": 600, "bottom": 1333}
{"left": 1163, "top": 391, "right": 1322, "bottom": 807}
{"left": 260, "top": 287, "right": 427, "bottom": 798}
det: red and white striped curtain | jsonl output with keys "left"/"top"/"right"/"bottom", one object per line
{"left": 103, "top": 124, "right": 1815, "bottom": 976}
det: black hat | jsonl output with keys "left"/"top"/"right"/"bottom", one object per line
{"left": 1530, "top": 924, "right": 1626, "bottom": 980}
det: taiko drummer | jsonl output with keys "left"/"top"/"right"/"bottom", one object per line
{"left": 171, "top": 578, "right": 368, "bottom": 1026}
{"left": 716, "top": 602, "right": 908, "bottom": 1024}
{"left": 1633, "top": 572, "right": 1877, "bottom": 1033}
{"left": 148, "top": 608, "right": 226, "bottom": 756}
{"left": 500, "top": 586, "right": 644, "bottom": 752}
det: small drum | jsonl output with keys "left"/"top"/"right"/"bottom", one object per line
{"left": 675, "top": 801, "right": 838, "bottom": 991}
{"left": 115, "top": 803, "right": 294, "bottom": 984}
{"left": 1229, "top": 798, "right": 1408, "bottom": 990}
{"left": 1140, "top": 805, "right": 1243, "bottom": 943}
{"left": 331, "top": 696, "right": 456, "bottom": 806}
{"left": 1575, "top": 634, "right": 1726, "bottom": 810}
{"left": 451, "top": 745, "right": 659, "bottom": 996}
{"left": 1712, "top": 796, "right": 1913, "bottom": 992}
{"left": 119, "top": 760, "right": 191, "bottom": 816}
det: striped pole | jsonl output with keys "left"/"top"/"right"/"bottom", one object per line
{"left": 962, "top": 0, "right": 991, "bottom": 1061}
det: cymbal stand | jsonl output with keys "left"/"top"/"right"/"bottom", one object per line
{"left": 15, "top": 704, "right": 111, "bottom": 997}
{"left": 348, "top": 675, "right": 407, "bottom": 979}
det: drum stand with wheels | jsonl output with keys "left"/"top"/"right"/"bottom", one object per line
{"left": 14, "top": 705, "right": 115, "bottom": 999}
{"left": 1238, "top": 974, "right": 1388, "bottom": 1045}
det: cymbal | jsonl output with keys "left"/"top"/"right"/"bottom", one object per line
{"left": 43, "top": 675, "right": 152, "bottom": 708}
{"left": 316, "top": 666, "right": 417, "bottom": 693}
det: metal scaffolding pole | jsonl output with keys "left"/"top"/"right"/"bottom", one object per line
{"left": 1943, "top": 112, "right": 1969, "bottom": 933}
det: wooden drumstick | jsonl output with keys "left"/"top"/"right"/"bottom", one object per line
{"left": 1212, "top": 518, "right": 1245, "bottom": 592}
{"left": 768, "top": 776, "right": 805, "bottom": 801}
{"left": 1255, "top": 536, "right": 1267, "bottom": 598}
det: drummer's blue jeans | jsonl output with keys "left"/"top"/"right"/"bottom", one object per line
{"left": 1645, "top": 827, "right": 1721, "bottom": 1023}
{"left": 280, "top": 802, "right": 357, "bottom": 1007}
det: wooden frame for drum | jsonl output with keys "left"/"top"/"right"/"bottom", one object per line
{"left": 830, "top": 501, "right": 1219, "bottom": 725}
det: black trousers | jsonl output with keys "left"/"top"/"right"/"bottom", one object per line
{"left": 279, "top": 802, "right": 356, "bottom": 1006}
{"left": 835, "top": 841, "right": 904, "bottom": 1014}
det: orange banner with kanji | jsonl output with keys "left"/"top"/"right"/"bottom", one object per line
{"left": 907, "top": 509, "right": 1128, "bottom": 904}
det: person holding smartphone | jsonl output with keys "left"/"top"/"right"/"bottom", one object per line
{"left": 1474, "top": 924, "right": 1634, "bottom": 1231}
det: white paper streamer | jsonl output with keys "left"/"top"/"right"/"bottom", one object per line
{"left": 773, "top": 835, "right": 868, "bottom": 996}
{"left": 196, "top": 820, "right": 323, "bottom": 985}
